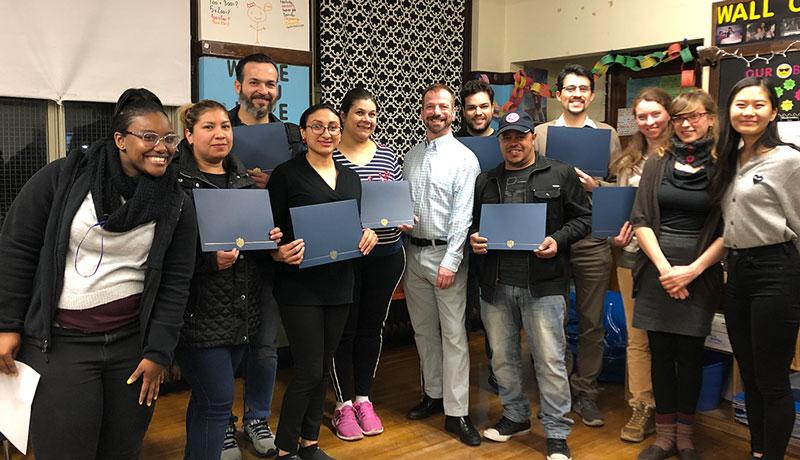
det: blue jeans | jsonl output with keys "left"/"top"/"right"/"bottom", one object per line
{"left": 176, "top": 345, "right": 247, "bottom": 460}
{"left": 481, "top": 285, "right": 573, "bottom": 439}
{"left": 243, "top": 279, "right": 280, "bottom": 421}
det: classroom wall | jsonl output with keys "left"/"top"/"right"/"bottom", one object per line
{"left": 473, "top": 0, "right": 716, "bottom": 70}
{"left": 472, "top": 0, "right": 716, "bottom": 121}
{"left": 472, "top": 0, "right": 508, "bottom": 71}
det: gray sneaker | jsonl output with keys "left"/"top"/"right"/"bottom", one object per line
{"left": 573, "top": 393, "right": 604, "bottom": 427}
{"left": 221, "top": 421, "right": 242, "bottom": 460}
{"left": 244, "top": 418, "right": 277, "bottom": 457}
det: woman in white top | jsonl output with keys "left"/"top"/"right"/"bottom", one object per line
{"left": 711, "top": 76, "right": 800, "bottom": 460}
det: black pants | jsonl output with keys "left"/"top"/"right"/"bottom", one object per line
{"left": 725, "top": 242, "right": 800, "bottom": 459}
{"left": 648, "top": 330, "right": 705, "bottom": 415}
{"left": 275, "top": 303, "right": 349, "bottom": 453}
{"left": 331, "top": 248, "right": 405, "bottom": 402}
{"left": 19, "top": 323, "right": 154, "bottom": 460}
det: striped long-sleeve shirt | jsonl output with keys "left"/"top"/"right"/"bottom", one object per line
{"left": 403, "top": 133, "right": 480, "bottom": 272}
{"left": 333, "top": 144, "right": 404, "bottom": 255}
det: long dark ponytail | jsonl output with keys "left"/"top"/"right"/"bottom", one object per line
{"left": 710, "top": 77, "right": 799, "bottom": 206}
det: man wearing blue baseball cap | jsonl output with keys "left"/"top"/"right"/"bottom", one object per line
{"left": 469, "top": 109, "right": 591, "bottom": 460}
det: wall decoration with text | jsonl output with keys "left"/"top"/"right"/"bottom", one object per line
{"left": 198, "top": 0, "right": 309, "bottom": 51}
{"left": 714, "top": 0, "right": 800, "bottom": 46}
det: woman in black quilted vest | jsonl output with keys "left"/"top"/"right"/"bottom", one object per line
{"left": 174, "top": 99, "right": 282, "bottom": 460}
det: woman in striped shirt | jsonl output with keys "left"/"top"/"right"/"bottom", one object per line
{"left": 329, "top": 87, "right": 406, "bottom": 441}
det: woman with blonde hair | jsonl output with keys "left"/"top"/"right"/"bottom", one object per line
{"left": 631, "top": 89, "right": 726, "bottom": 460}
{"left": 610, "top": 87, "right": 672, "bottom": 444}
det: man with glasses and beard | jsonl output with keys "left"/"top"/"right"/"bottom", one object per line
{"left": 533, "top": 63, "right": 622, "bottom": 430}
{"left": 402, "top": 83, "right": 482, "bottom": 446}
{"left": 219, "top": 53, "right": 305, "bottom": 460}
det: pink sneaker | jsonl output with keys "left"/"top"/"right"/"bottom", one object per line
{"left": 333, "top": 405, "right": 364, "bottom": 441}
{"left": 354, "top": 401, "right": 384, "bottom": 435}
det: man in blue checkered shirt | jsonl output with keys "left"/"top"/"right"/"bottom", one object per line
{"left": 402, "top": 83, "right": 482, "bottom": 447}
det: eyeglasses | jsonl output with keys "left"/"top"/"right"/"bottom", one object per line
{"left": 123, "top": 131, "right": 180, "bottom": 148}
{"left": 671, "top": 112, "right": 708, "bottom": 125}
{"left": 306, "top": 124, "right": 342, "bottom": 135}
{"left": 561, "top": 85, "right": 591, "bottom": 94}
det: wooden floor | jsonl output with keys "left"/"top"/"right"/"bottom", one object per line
{"left": 10, "top": 333, "right": 796, "bottom": 459}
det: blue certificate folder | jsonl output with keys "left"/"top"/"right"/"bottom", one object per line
{"left": 290, "top": 199, "right": 363, "bottom": 269}
{"left": 545, "top": 126, "right": 611, "bottom": 177}
{"left": 360, "top": 180, "right": 414, "bottom": 228}
{"left": 479, "top": 203, "right": 547, "bottom": 250}
{"left": 458, "top": 136, "right": 504, "bottom": 171}
{"left": 591, "top": 186, "right": 637, "bottom": 238}
{"left": 193, "top": 189, "right": 277, "bottom": 252}
{"left": 229, "top": 122, "right": 291, "bottom": 172}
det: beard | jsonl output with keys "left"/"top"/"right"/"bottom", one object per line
{"left": 240, "top": 91, "right": 274, "bottom": 119}
{"left": 466, "top": 117, "right": 491, "bottom": 135}
{"left": 423, "top": 115, "right": 452, "bottom": 134}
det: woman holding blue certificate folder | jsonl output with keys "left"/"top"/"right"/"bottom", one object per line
{"left": 631, "top": 89, "right": 726, "bottom": 460}
{"left": 609, "top": 87, "right": 673, "bottom": 443}
{"left": 328, "top": 87, "right": 407, "bottom": 442}
{"left": 174, "top": 99, "right": 283, "bottom": 460}
{"left": 267, "top": 103, "right": 378, "bottom": 460}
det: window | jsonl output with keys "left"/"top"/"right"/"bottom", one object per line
{"left": 64, "top": 101, "right": 115, "bottom": 152}
{"left": 0, "top": 98, "right": 49, "bottom": 227}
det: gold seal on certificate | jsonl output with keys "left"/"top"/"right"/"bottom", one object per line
{"left": 329, "top": 250, "right": 338, "bottom": 260}
{"left": 235, "top": 237, "right": 245, "bottom": 249}
{"left": 506, "top": 240, "right": 515, "bottom": 248}
{"left": 380, "top": 218, "right": 389, "bottom": 226}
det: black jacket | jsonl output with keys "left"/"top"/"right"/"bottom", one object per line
{"left": 469, "top": 155, "right": 592, "bottom": 301}
{"left": 228, "top": 106, "right": 306, "bottom": 157}
{"left": 0, "top": 145, "right": 197, "bottom": 366}
{"left": 176, "top": 142, "right": 269, "bottom": 347}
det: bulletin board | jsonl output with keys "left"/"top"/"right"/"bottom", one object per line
{"left": 716, "top": 52, "right": 800, "bottom": 119}
{"left": 197, "top": 0, "right": 310, "bottom": 51}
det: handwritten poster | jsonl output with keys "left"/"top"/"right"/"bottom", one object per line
{"left": 198, "top": 0, "right": 309, "bottom": 51}
{"left": 198, "top": 56, "right": 309, "bottom": 124}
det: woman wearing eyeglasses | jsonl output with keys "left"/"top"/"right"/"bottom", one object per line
{"left": 0, "top": 88, "right": 197, "bottom": 460}
{"left": 327, "top": 87, "right": 406, "bottom": 442}
{"left": 712, "top": 77, "right": 800, "bottom": 460}
{"left": 631, "top": 89, "right": 725, "bottom": 460}
{"left": 173, "top": 100, "right": 282, "bottom": 460}
{"left": 268, "top": 103, "right": 378, "bottom": 460}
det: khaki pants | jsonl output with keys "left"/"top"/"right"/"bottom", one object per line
{"left": 617, "top": 266, "right": 655, "bottom": 407}
{"left": 567, "top": 236, "right": 613, "bottom": 399}
{"left": 403, "top": 244, "right": 470, "bottom": 416}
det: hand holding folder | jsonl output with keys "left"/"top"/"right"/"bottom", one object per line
{"left": 545, "top": 126, "right": 611, "bottom": 177}
{"left": 290, "top": 199, "right": 365, "bottom": 269}
{"left": 193, "top": 189, "right": 278, "bottom": 252}
{"left": 360, "top": 180, "right": 414, "bottom": 228}
{"left": 478, "top": 203, "right": 547, "bottom": 251}
{"left": 591, "top": 186, "right": 637, "bottom": 238}
{"left": 229, "top": 123, "right": 291, "bottom": 172}
{"left": 458, "top": 136, "right": 504, "bottom": 172}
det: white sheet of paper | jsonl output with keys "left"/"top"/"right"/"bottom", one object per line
{"left": 0, "top": 361, "right": 40, "bottom": 455}
{"left": 778, "top": 121, "right": 800, "bottom": 147}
